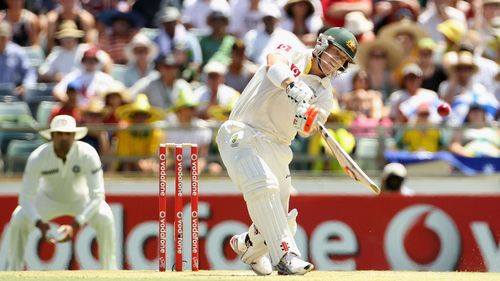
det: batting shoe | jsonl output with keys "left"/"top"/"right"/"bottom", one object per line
{"left": 276, "top": 252, "right": 314, "bottom": 275}
{"left": 230, "top": 234, "right": 273, "bottom": 275}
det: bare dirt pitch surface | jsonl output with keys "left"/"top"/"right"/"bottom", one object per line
{"left": 1, "top": 270, "right": 500, "bottom": 281}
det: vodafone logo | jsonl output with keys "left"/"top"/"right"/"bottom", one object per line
{"left": 385, "top": 204, "right": 461, "bottom": 270}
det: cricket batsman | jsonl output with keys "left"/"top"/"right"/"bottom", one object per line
{"left": 6, "top": 115, "right": 117, "bottom": 270}
{"left": 216, "top": 27, "right": 358, "bottom": 275}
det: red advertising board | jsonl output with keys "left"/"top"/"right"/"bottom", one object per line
{"left": 0, "top": 194, "right": 499, "bottom": 271}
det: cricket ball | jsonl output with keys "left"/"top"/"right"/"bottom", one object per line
{"left": 437, "top": 103, "right": 451, "bottom": 117}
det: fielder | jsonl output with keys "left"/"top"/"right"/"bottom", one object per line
{"left": 216, "top": 27, "right": 358, "bottom": 275}
{"left": 7, "top": 115, "right": 116, "bottom": 270}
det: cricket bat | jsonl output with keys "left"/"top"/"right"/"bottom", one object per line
{"left": 318, "top": 123, "right": 381, "bottom": 195}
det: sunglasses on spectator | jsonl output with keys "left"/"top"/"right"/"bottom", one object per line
{"left": 82, "top": 58, "right": 99, "bottom": 64}
{"left": 370, "top": 52, "right": 386, "bottom": 59}
{"left": 456, "top": 65, "right": 474, "bottom": 72}
{"left": 133, "top": 47, "right": 149, "bottom": 54}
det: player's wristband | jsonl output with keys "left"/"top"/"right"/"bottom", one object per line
{"left": 267, "top": 62, "right": 294, "bottom": 89}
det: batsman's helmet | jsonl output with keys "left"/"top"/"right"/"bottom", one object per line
{"left": 313, "top": 27, "right": 358, "bottom": 71}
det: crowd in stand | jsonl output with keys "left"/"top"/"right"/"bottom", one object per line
{"left": 0, "top": 0, "right": 498, "bottom": 174}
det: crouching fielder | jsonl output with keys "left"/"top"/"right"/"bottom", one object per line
{"left": 216, "top": 27, "right": 358, "bottom": 275}
{"left": 7, "top": 115, "right": 116, "bottom": 270}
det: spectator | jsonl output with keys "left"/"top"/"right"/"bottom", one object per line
{"left": 459, "top": 31, "right": 498, "bottom": 92}
{"left": 49, "top": 80, "right": 82, "bottom": 123}
{"left": 343, "top": 11, "right": 375, "bottom": 44}
{"left": 182, "top": 0, "right": 231, "bottom": 34}
{"left": 154, "top": 6, "right": 202, "bottom": 66}
{"left": 449, "top": 103, "right": 500, "bottom": 157}
{"left": 354, "top": 36, "right": 403, "bottom": 101}
{"left": 436, "top": 18, "right": 467, "bottom": 54}
{"left": 79, "top": 97, "right": 111, "bottom": 155}
{"left": 418, "top": 0, "right": 466, "bottom": 43}
{"left": 0, "top": 20, "right": 37, "bottom": 96}
{"left": 380, "top": 162, "right": 414, "bottom": 195}
{"left": 478, "top": 4, "right": 500, "bottom": 60}
{"left": 6, "top": 115, "right": 117, "bottom": 270}
{"left": 166, "top": 90, "right": 220, "bottom": 174}
{"left": 194, "top": 60, "right": 239, "bottom": 121}
{"left": 378, "top": 19, "right": 428, "bottom": 85}
{"left": 46, "top": 0, "right": 97, "bottom": 52}
{"left": 438, "top": 51, "right": 498, "bottom": 125}
{"left": 100, "top": 80, "right": 130, "bottom": 124}
{"left": 52, "top": 46, "right": 115, "bottom": 106}
{"left": 122, "top": 33, "right": 158, "bottom": 87}
{"left": 244, "top": 3, "right": 305, "bottom": 65}
{"left": 80, "top": 0, "right": 120, "bottom": 17}
{"left": 199, "top": 10, "right": 235, "bottom": 66}
{"left": 321, "top": 0, "right": 372, "bottom": 28}
{"left": 395, "top": 102, "right": 447, "bottom": 152}
{"left": 228, "top": 0, "right": 265, "bottom": 38}
{"left": 388, "top": 63, "right": 440, "bottom": 123}
{"left": 342, "top": 69, "right": 391, "bottom": 138}
{"left": 97, "top": 4, "right": 142, "bottom": 64}
{"left": 416, "top": 38, "right": 448, "bottom": 93}
{"left": 373, "top": 0, "right": 420, "bottom": 33}
{"left": 224, "top": 39, "right": 257, "bottom": 93}
{"left": 0, "top": 0, "right": 43, "bottom": 46}
{"left": 39, "top": 20, "right": 91, "bottom": 83}
{"left": 281, "top": 0, "right": 323, "bottom": 46}
{"left": 129, "top": 54, "right": 192, "bottom": 110}
{"left": 114, "top": 93, "right": 165, "bottom": 172}
{"left": 379, "top": 18, "right": 428, "bottom": 60}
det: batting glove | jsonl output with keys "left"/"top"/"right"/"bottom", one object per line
{"left": 293, "top": 102, "right": 319, "bottom": 133}
{"left": 285, "top": 81, "right": 315, "bottom": 105}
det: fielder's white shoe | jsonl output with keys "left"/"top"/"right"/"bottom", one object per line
{"left": 276, "top": 252, "right": 314, "bottom": 275}
{"left": 230, "top": 234, "right": 273, "bottom": 275}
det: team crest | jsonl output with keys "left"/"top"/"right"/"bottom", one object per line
{"left": 72, "top": 165, "right": 80, "bottom": 173}
{"left": 346, "top": 40, "right": 356, "bottom": 52}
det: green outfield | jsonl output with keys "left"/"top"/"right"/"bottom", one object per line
{"left": 1, "top": 270, "right": 500, "bottom": 281}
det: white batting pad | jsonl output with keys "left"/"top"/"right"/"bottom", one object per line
{"left": 243, "top": 208, "right": 300, "bottom": 263}
{"left": 245, "top": 189, "right": 300, "bottom": 265}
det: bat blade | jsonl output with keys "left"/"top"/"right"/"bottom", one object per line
{"left": 319, "top": 123, "right": 381, "bottom": 195}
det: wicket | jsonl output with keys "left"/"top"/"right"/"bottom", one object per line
{"left": 158, "top": 143, "right": 199, "bottom": 272}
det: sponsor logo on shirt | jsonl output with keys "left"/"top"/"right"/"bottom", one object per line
{"left": 91, "top": 166, "right": 102, "bottom": 174}
{"left": 41, "top": 169, "right": 58, "bottom": 175}
{"left": 290, "top": 64, "right": 301, "bottom": 77}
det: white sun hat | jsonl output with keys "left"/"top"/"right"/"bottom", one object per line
{"left": 39, "top": 115, "right": 88, "bottom": 140}
{"left": 344, "top": 11, "right": 373, "bottom": 35}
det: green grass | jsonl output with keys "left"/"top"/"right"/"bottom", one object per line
{"left": 1, "top": 270, "right": 500, "bottom": 281}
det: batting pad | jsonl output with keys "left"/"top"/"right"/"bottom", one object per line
{"left": 245, "top": 189, "right": 300, "bottom": 265}
{"left": 243, "top": 208, "right": 300, "bottom": 263}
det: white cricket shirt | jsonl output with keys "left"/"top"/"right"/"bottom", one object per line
{"left": 19, "top": 141, "right": 105, "bottom": 225}
{"left": 229, "top": 45, "right": 334, "bottom": 145}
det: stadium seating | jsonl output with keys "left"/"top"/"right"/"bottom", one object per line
{"left": 21, "top": 46, "right": 46, "bottom": 69}
{"left": 4, "top": 138, "right": 46, "bottom": 173}
{"left": 111, "top": 64, "right": 128, "bottom": 82}
{"left": 24, "top": 83, "right": 57, "bottom": 116}
{"left": 36, "top": 101, "right": 59, "bottom": 128}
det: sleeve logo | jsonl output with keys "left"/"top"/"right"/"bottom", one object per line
{"left": 290, "top": 64, "right": 301, "bottom": 77}
{"left": 276, "top": 44, "right": 292, "bottom": 52}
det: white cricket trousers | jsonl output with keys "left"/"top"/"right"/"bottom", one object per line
{"left": 7, "top": 192, "right": 117, "bottom": 270}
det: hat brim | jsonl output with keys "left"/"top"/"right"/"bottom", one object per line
{"left": 125, "top": 41, "right": 159, "bottom": 63}
{"left": 379, "top": 20, "right": 428, "bottom": 43}
{"left": 284, "top": 0, "right": 314, "bottom": 18}
{"left": 98, "top": 10, "right": 145, "bottom": 28}
{"left": 356, "top": 38, "right": 404, "bottom": 69}
{"left": 55, "top": 30, "right": 85, "bottom": 39}
{"left": 39, "top": 127, "right": 88, "bottom": 140}
{"left": 116, "top": 104, "right": 165, "bottom": 122}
